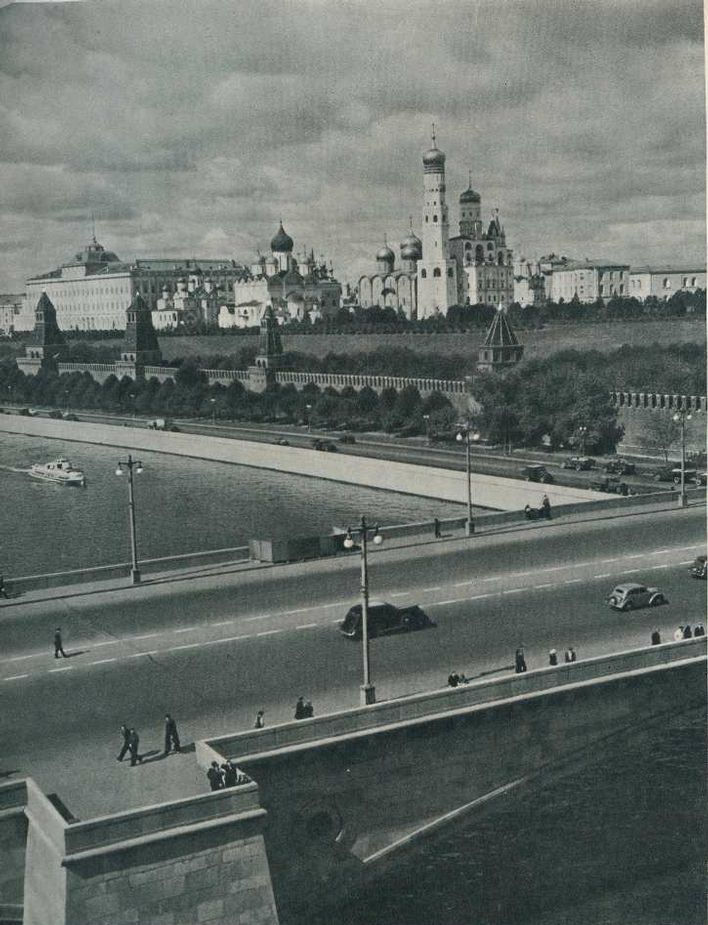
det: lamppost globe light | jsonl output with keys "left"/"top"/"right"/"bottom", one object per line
{"left": 136, "top": 465, "right": 144, "bottom": 474}
{"left": 456, "top": 432, "right": 463, "bottom": 443}
{"left": 115, "top": 467, "right": 123, "bottom": 476}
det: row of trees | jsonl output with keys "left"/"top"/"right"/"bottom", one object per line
{"left": 1, "top": 339, "right": 702, "bottom": 453}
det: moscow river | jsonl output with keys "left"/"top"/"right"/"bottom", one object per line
{"left": 0, "top": 432, "right": 467, "bottom": 577}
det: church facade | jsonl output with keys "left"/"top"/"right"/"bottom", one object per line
{"left": 219, "top": 223, "right": 342, "bottom": 329}
{"left": 357, "top": 134, "right": 515, "bottom": 317}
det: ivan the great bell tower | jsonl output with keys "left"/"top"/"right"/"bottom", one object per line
{"left": 416, "top": 128, "right": 458, "bottom": 318}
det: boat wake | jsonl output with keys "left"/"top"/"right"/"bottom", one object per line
{"left": 0, "top": 464, "right": 30, "bottom": 474}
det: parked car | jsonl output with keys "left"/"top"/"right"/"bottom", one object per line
{"left": 689, "top": 555, "right": 707, "bottom": 579}
{"left": 671, "top": 466, "right": 698, "bottom": 485}
{"left": 48, "top": 409, "right": 63, "bottom": 419}
{"left": 312, "top": 438, "right": 337, "bottom": 452}
{"left": 17, "top": 408, "right": 31, "bottom": 416}
{"left": 63, "top": 412, "right": 79, "bottom": 422}
{"left": 603, "top": 457, "right": 636, "bottom": 476}
{"left": 276, "top": 438, "right": 291, "bottom": 446}
{"left": 561, "top": 456, "right": 595, "bottom": 471}
{"left": 606, "top": 583, "right": 667, "bottom": 611}
{"left": 340, "top": 601, "right": 435, "bottom": 638}
{"left": 338, "top": 434, "right": 356, "bottom": 444}
{"left": 590, "top": 477, "right": 629, "bottom": 495}
{"left": 652, "top": 464, "right": 681, "bottom": 482}
{"left": 520, "top": 464, "right": 554, "bottom": 484}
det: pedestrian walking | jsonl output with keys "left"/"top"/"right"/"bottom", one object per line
{"left": 515, "top": 647, "right": 527, "bottom": 674}
{"left": 683, "top": 625, "right": 693, "bottom": 639}
{"left": 207, "top": 761, "right": 224, "bottom": 791}
{"left": 674, "top": 626, "right": 684, "bottom": 641}
{"left": 221, "top": 760, "right": 238, "bottom": 787}
{"left": 433, "top": 517, "right": 441, "bottom": 539}
{"left": 53, "top": 627, "right": 66, "bottom": 659}
{"left": 541, "top": 494, "right": 552, "bottom": 519}
{"left": 694, "top": 623, "right": 705, "bottom": 637}
{"left": 254, "top": 710, "right": 265, "bottom": 729}
{"left": 116, "top": 724, "right": 131, "bottom": 762}
{"left": 651, "top": 630, "right": 661, "bottom": 646}
{"left": 294, "top": 696, "right": 306, "bottom": 720}
{"left": 548, "top": 648, "right": 558, "bottom": 666}
{"left": 0, "top": 574, "right": 8, "bottom": 599}
{"left": 128, "top": 728, "right": 141, "bottom": 766}
{"left": 163, "top": 714, "right": 181, "bottom": 754}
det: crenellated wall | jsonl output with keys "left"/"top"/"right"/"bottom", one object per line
{"left": 611, "top": 391, "right": 707, "bottom": 457}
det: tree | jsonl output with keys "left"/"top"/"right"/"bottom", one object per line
{"left": 637, "top": 413, "right": 680, "bottom": 462}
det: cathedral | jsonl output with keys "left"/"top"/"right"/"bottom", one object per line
{"left": 219, "top": 223, "right": 342, "bottom": 329}
{"left": 357, "top": 133, "right": 515, "bottom": 318}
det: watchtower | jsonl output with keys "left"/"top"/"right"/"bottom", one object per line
{"left": 115, "top": 293, "right": 162, "bottom": 380}
{"left": 22, "top": 292, "right": 66, "bottom": 374}
{"left": 248, "top": 305, "right": 283, "bottom": 392}
{"left": 477, "top": 305, "right": 524, "bottom": 372}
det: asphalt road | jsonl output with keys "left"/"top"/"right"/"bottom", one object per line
{"left": 0, "top": 506, "right": 704, "bottom": 818}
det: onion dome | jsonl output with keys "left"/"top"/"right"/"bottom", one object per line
{"left": 422, "top": 144, "right": 445, "bottom": 172}
{"left": 270, "top": 222, "right": 294, "bottom": 253}
{"left": 376, "top": 244, "right": 395, "bottom": 263}
{"left": 400, "top": 231, "right": 422, "bottom": 261}
{"left": 460, "top": 186, "right": 481, "bottom": 204}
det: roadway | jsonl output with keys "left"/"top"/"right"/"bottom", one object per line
{"left": 0, "top": 507, "right": 704, "bottom": 818}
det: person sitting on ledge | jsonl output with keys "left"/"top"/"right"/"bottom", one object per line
{"left": 448, "top": 672, "right": 460, "bottom": 687}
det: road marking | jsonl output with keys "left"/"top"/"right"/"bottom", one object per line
{"left": 564, "top": 578, "right": 583, "bottom": 584}
{"left": 4, "top": 674, "right": 28, "bottom": 681}
{"left": 390, "top": 592, "right": 408, "bottom": 597}
{"left": 467, "top": 593, "right": 493, "bottom": 601}
{"left": 174, "top": 627, "right": 196, "bottom": 634}
{"left": 282, "top": 607, "right": 314, "bottom": 616}
{"left": 453, "top": 580, "right": 474, "bottom": 587}
{"left": 503, "top": 588, "right": 525, "bottom": 594}
{"left": 593, "top": 574, "right": 613, "bottom": 579}
{"left": 296, "top": 623, "right": 318, "bottom": 629}
{"left": 131, "top": 633, "right": 158, "bottom": 641}
{"left": 91, "top": 640, "right": 120, "bottom": 648}
{"left": 90, "top": 658, "right": 116, "bottom": 665}
{"left": 626, "top": 554, "right": 643, "bottom": 559}
{"left": 534, "top": 583, "right": 554, "bottom": 589}
{"left": 48, "top": 666, "right": 73, "bottom": 673}
{"left": 7, "top": 654, "right": 36, "bottom": 662}
{"left": 210, "top": 620, "right": 234, "bottom": 627}
{"left": 421, "top": 586, "right": 442, "bottom": 592}
{"left": 245, "top": 614, "right": 272, "bottom": 623}
{"left": 257, "top": 629, "right": 282, "bottom": 637}
{"left": 203, "top": 634, "right": 252, "bottom": 646}
{"left": 433, "top": 598, "right": 468, "bottom": 606}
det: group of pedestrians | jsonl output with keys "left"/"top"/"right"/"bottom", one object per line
{"left": 514, "top": 644, "right": 577, "bottom": 674}
{"left": 294, "top": 697, "right": 314, "bottom": 719}
{"left": 673, "top": 624, "right": 705, "bottom": 640}
{"left": 447, "top": 671, "right": 470, "bottom": 687}
{"left": 116, "top": 714, "right": 181, "bottom": 767}
{"left": 206, "top": 760, "right": 250, "bottom": 791}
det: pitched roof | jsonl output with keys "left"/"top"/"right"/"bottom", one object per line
{"left": 483, "top": 307, "right": 520, "bottom": 348}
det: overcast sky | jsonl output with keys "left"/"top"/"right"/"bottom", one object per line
{"left": 0, "top": 0, "right": 704, "bottom": 292}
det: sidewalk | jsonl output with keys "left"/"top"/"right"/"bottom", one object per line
{"left": 0, "top": 493, "right": 700, "bottom": 611}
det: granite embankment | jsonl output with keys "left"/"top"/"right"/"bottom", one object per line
{"left": 0, "top": 415, "right": 607, "bottom": 509}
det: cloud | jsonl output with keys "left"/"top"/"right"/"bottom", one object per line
{"left": 0, "top": 0, "right": 704, "bottom": 291}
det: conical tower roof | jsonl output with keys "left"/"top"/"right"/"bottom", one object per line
{"left": 32, "top": 292, "right": 65, "bottom": 348}
{"left": 483, "top": 305, "right": 520, "bottom": 349}
{"left": 257, "top": 304, "right": 283, "bottom": 360}
{"left": 122, "top": 292, "right": 161, "bottom": 362}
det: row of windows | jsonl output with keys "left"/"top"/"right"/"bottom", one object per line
{"left": 420, "top": 267, "right": 455, "bottom": 279}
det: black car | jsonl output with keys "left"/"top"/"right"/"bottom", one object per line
{"left": 340, "top": 601, "right": 435, "bottom": 638}
{"left": 520, "top": 465, "right": 554, "bottom": 484}
{"left": 690, "top": 556, "right": 707, "bottom": 579}
{"left": 590, "top": 477, "right": 629, "bottom": 495}
{"left": 561, "top": 456, "right": 594, "bottom": 471}
{"left": 48, "top": 409, "right": 63, "bottom": 419}
{"left": 339, "top": 434, "right": 356, "bottom": 444}
{"left": 604, "top": 458, "right": 636, "bottom": 476}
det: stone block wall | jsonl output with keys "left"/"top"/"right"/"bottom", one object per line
{"left": 0, "top": 781, "right": 28, "bottom": 910}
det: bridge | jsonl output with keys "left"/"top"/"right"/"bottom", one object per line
{"left": 1, "top": 637, "right": 705, "bottom": 925}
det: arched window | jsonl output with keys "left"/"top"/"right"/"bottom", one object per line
{"left": 433, "top": 215, "right": 438, "bottom": 223}
{"left": 421, "top": 269, "right": 427, "bottom": 278}
{"left": 433, "top": 268, "right": 441, "bottom": 278}
{"left": 465, "top": 242, "right": 472, "bottom": 251}
{"left": 498, "top": 253, "right": 504, "bottom": 266}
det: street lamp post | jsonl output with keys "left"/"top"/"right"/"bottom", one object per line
{"left": 577, "top": 425, "right": 588, "bottom": 456}
{"left": 209, "top": 397, "right": 216, "bottom": 425}
{"left": 456, "top": 424, "right": 481, "bottom": 536}
{"left": 305, "top": 403, "right": 312, "bottom": 433}
{"left": 673, "top": 409, "right": 693, "bottom": 508}
{"left": 422, "top": 414, "right": 430, "bottom": 444}
{"left": 115, "top": 454, "right": 144, "bottom": 584}
{"left": 344, "top": 517, "right": 383, "bottom": 706}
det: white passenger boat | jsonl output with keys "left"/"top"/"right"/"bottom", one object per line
{"left": 29, "top": 458, "right": 86, "bottom": 487}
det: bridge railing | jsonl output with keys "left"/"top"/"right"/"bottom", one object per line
{"left": 198, "top": 637, "right": 707, "bottom": 765}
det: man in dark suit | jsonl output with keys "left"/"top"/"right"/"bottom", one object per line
{"left": 128, "top": 728, "right": 141, "bottom": 766}
{"left": 164, "top": 714, "right": 181, "bottom": 754}
{"left": 116, "top": 724, "right": 131, "bottom": 762}
{"left": 54, "top": 628, "right": 66, "bottom": 658}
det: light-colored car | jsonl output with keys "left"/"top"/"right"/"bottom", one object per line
{"left": 606, "top": 582, "right": 667, "bottom": 611}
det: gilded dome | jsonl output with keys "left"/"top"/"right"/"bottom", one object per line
{"left": 422, "top": 145, "right": 445, "bottom": 171}
{"left": 460, "top": 187, "right": 481, "bottom": 204}
{"left": 376, "top": 244, "right": 395, "bottom": 263}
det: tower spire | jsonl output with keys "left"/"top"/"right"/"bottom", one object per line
{"left": 431, "top": 122, "right": 436, "bottom": 146}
